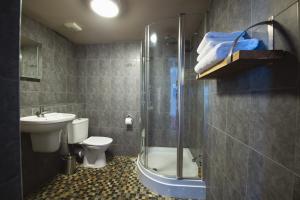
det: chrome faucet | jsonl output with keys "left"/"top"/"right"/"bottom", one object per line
{"left": 35, "top": 106, "right": 48, "bottom": 117}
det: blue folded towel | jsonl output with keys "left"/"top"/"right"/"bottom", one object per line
{"left": 197, "top": 31, "right": 245, "bottom": 54}
{"left": 194, "top": 39, "right": 259, "bottom": 74}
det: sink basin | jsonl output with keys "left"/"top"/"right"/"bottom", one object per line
{"left": 21, "top": 113, "right": 76, "bottom": 152}
{"left": 21, "top": 113, "right": 76, "bottom": 133}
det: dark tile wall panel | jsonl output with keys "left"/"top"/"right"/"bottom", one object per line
{"left": 0, "top": 0, "right": 22, "bottom": 199}
{"left": 76, "top": 42, "right": 141, "bottom": 156}
{"left": 203, "top": 0, "right": 300, "bottom": 199}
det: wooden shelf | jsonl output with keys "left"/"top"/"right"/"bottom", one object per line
{"left": 196, "top": 50, "right": 291, "bottom": 79}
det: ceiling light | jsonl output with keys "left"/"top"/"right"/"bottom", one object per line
{"left": 90, "top": 0, "right": 120, "bottom": 18}
{"left": 150, "top": 33, "right": 157, "bottom": 44}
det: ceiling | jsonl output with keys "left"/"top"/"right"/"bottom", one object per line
{"left": 22, "top": 0, "right": 209, "bottom": 44}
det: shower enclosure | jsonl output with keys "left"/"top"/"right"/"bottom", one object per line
{"left": 137, "top": 14, "right": 206, "bottom": 199}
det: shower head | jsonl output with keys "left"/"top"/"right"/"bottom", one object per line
{"left": 164, "top": 35, "right": 177, "bottom": 45}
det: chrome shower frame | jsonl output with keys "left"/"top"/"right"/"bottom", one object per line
{"left": 137, "top": 14, "right": 206, "bottom": 199}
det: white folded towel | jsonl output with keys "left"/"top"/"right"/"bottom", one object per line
{"left": 194, "top": 39, "right": 259, "bottom": 74}
{"left": 197, "top": 31, "right": 245, "bottom": 54}
{"left": 197, "top": 40, "right": 221, "bottom": 62}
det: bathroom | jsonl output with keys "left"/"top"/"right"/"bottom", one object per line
{"left": 0, "top": 0, "right": 300, "bottom": 199}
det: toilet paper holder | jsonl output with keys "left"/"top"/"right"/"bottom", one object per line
{"left": 125, "top": 115, "right": 133, "bottom": 126}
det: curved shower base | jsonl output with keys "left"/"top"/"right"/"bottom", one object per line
{"left": 136, "top": 156, "right": 206, "bottom": 199}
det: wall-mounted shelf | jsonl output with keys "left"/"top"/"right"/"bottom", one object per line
{"left": 196, "top": 50, "right": 291, "bottom": 79}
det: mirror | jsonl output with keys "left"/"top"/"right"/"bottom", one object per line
{"left": 20, "top": 35, "right": 42, "bottom": 80}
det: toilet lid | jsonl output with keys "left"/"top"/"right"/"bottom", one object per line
{"left": 83, "top": 136, "right": 113, "bottom": 146}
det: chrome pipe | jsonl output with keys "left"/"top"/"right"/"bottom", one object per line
{"left": 139, "top": 40, "right": 145, "bottom": 158}
{"left": 144, "top": 25, "right": 150, "bottom": 168}
{"left": 177, "top": 13, "right": 185, "bottom": 179}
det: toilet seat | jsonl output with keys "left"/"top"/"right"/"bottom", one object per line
{"left": 82, "top": 136, "right": 113, "bottom": 146}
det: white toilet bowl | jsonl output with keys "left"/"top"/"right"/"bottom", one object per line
{"left": 81, "top": 136, "right": 113, "bottom": 168}
{"left": 67, "top": 118, "right": 113, "bottom": 168}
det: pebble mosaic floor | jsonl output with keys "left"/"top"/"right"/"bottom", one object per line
{"left": 25, "top": 156, "right": 190, "bottom": 200}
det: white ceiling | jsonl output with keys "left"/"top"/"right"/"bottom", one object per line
{"left": 22, "top": 0, "right": 209, "bottom": 44}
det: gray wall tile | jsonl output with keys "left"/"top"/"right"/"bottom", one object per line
{"left": 204, "top": 0, "right": 300, "bottom": 199}
{"left": 227, "top": 0, "right": 252, "bottom": 30}
{"left": 225, "top": 137, "right": 249, "bottom": 197}
{"left": 250, "top": 90, "right": 297, "bottom": 170}
{"left": 294, "top": 176, "right": 300, "bottom": 200}
{"left": 226, "top": 93, "right": 251, "bottom": 144}
{"left": 251, "top": 0, "right": 296, "bottom": 24}
{"left": 246, "top": 150, "right": 294, "bottom": 200}
{"left": 207, "top": 126, "right": 226, "bottom": 171}
{"left": 76, "top": 42, "right": 141, "bottom": 156}
{"left": 223, "top": 176, "right": 244, "bottom": 200}
{"left": 208, "top": 93, "right": 227, "bottom": 130}
{"left": 21, "top": 15, "right": 83, "bottom": 114}
{"left": 296, "top": 94, "right": 300, "bottom": 176}
{"left": 207, "top": 158, "right": 224, "bottom": 200}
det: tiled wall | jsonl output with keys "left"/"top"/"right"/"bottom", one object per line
{"left": 75, "top": 42, "right": 141, "bottom": 155}
{"left": 20, "top": 16, "right": 85, "bottom": 196}
{"left": 20, "top": 16, "right": 85, "bottom": 117}
{"left": 0, "top": 0, "right": 22, "bottom": 199}
{"left": 203, "top": 0, "right": 300, "bottom": 199}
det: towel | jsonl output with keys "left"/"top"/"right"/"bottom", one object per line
{"left": 194, "top": 39, "right": 259, "bottom": 74}
{"left": 197, "top": 31, "right": 245, "bottom": 54}
{"left": 197, "top": 40, "right": 223, "bottom": 62}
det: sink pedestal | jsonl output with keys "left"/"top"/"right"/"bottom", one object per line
{"left": 30, "top": 130, "right": 62, "bottom": 153}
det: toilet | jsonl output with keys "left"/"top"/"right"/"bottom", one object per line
{"left": 67, "top": 118, "right": 113, "bottom": 168}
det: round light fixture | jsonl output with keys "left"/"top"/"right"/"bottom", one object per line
{"left": 90, "top": 0, "right": 120, "bottom": 18}
{"left": 150, "top": 33, "right": 157, "bottom": 44}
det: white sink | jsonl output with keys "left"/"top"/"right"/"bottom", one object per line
{"left": 21, "top": 113, "right": 76, "bottom": 153}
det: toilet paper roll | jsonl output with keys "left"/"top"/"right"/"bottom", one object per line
{"left": 125, "top": 117, "right": 133, "bottom": 125}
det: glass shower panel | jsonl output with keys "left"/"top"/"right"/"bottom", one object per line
{"left": 182, "top": 14, "right": 204, "bottom": 179}
{"left": 145, "top": 18, "right": 179, "bottom": 177}
{"left": 139, "top": 14, "right": 204, "bottom": 180}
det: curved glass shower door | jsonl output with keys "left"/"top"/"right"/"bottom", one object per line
{"left": 143, "top": 18, "right": 179, "bottom": 177}
{"left": 138, "top": 14, "right": 205, "bottom": 199}
{"left": 139, "top": 14, "right": 204, "bottom": 181}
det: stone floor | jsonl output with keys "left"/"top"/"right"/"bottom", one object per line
{"left": 25, "top": 156, "right": 189, "bottom": 200}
